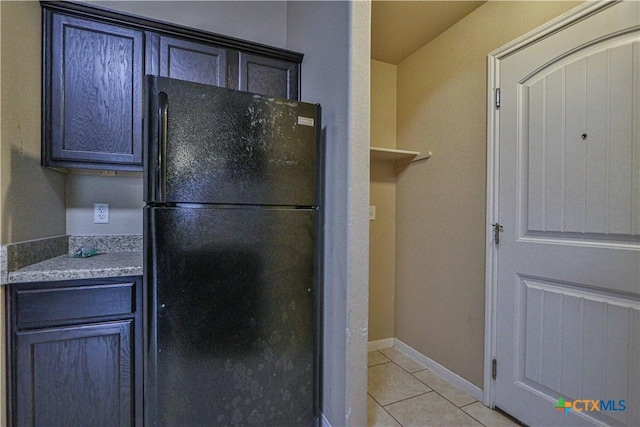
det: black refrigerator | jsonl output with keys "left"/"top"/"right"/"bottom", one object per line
{"left": 143, "top": 76, "right": 321, "bottom": 426}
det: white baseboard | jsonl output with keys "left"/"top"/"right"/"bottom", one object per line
{"left": 392, "top": 338, "right": 484, "bottom": 402}
{"left": 367, "top": 338, "right": 394, "bottom": 351}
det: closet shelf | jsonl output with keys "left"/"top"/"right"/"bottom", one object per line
{"left": 369, "top": 147, "right": 420, "bottom": 161}
{"left": 370, "top": 146, "right": 432, "bottom": 173}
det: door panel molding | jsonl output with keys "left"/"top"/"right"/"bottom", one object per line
{"left": 513, "top": 275, "right": 639, "bottom": 426}
{"left": 518, "top": 33, "right": 639, "bottom": 245}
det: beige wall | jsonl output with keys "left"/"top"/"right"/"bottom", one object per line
{"left": 369, "top": 60, "right": 397, "bottom": 341}
{"left": 395, "top": 1, "right": 580, "bottom": 388}
{"left": 0, "top": 2, "right": 67, "bottom": 423}
{"left": 0, "top": 1, "right": 66, "bottom": 245}
{"left": 371, "top": 60, "right": 397, "bottom": 149}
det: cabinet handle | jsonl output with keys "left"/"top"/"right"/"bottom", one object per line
{"left": 158, "top": 92, "right": 168, "bottom": 202}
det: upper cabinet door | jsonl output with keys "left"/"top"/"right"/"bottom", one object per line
{"left": 238, "top": 53, "right": 299, "bottom": 100}
{"left": 158, "top": 36, "right": 228, "bottom": 87}
{"left": 45, "top": 13, "right": 144, "bottom": 170}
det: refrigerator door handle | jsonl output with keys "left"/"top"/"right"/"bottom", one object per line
{"left": 157, "top": 92, "right": 169, "bottom": 203}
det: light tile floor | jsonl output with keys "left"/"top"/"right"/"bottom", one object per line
{"left": 368, "top": 348, "right": 521, "bottom": 427}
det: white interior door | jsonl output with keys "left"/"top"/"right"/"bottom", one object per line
{"left": 493, "top": 2, "right": 640, "bottom": 426}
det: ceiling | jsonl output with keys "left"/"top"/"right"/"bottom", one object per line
{"left": 371, "top": 0, "right": 486, "bottom": 65}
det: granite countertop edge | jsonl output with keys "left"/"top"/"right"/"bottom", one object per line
{"left": 7, "top": 251, "right": 143, "bottom": 284}
{"left": 8, "top": 267, "right": 143, "bottom": 283}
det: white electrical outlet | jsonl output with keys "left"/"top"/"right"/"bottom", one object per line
{"left": 94, "top": 203, "right": 109, "bottom": 224}
{"left": 369, "top": 206, "right": 376, "bottom": 221}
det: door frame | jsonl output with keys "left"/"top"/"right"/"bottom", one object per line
{"left": 483, "top": 0, "right": 621, "bottom": 408}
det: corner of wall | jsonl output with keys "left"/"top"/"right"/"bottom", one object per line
{"left": 369, "top": 58, "right": 398, "bottom": 342}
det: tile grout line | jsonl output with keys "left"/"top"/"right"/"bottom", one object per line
{"left": 379, "top": 390, "right": 433, "bottom": 408}
{"left": 413, "top": 383, "right": 477, "bottom": 410}
{"left": 459, "top": 401, "right": 477, "bottom": 409}
{"left": 379, "top": 390, "right": 437, "bottom": 427}
{"left": 379, "top": 351, "right": 428, "bottom": 375}
{"left": 386, "top": 358, "right": 427, "bottom": 376}
{"left": 464, "top": 414, "right": 489, "bottom": 427}
{"left": 367, "top": 391, "right": 385, "bottom": 408}
{"left": 383, "top": 404, "right": 405, "bottom": 427}
{"left": 456, "top": 403, "right": 490, "bottom": 427}
{"left": 368, "top": 391, "right": 410, "bottom": 427}
{"left": 435, "top": 389, "right": 471, "bottom": 407}
{"left": 369, "top": 391, "right": 407, "bottom": 427}
{"left": 367, "top": 361, "right": 391, "bottom": 368}
{"left": 406, "top": 366, "right": 478, "bottom": 409}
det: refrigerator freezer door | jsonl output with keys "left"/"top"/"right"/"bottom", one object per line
{"left": 146, "top": 76, "right": 319, "bottom": 206}
{"left": 145, "top": 206, "right": 317, "bottom": 425}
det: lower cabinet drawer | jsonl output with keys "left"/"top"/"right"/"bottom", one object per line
{"left": 15, "top": 278, "right": 136, "bottom": 328}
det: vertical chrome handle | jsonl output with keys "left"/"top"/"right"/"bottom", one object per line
{"left": 157, "top": 92, "right": 168, "bottom": 203}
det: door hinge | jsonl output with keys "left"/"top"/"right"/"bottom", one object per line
{"left": 492, "top": 359, "right": 497, "bottom": 380}
{"left": 495, "top": 88, "right": 501, "bottom": 109}
{"left": 492, "top": 223, "right": 504, "bottom": 245}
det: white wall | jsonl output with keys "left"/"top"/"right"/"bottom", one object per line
{"left": 287, "top": 2, "right": 370, "bottom": 425}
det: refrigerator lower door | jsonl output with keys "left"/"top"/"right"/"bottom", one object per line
{"left": 145, "top": 206, "right": 317, "bottom": 426}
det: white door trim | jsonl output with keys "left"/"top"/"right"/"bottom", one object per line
{"left": 483, "top": 0, "right": 622, "bottom": 408}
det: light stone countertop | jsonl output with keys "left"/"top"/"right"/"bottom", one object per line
{"left": 7, "top": 251, "right": 143, "bottom": 283}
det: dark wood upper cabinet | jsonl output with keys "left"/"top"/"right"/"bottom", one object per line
{"left": 44, "top": 12, "right": 144, "bottom": 171}
{"left": 159, "top": 36, "right": 228, "bottom": 87}
{"left": 41, "top": 1, "right": 303, "bottom": 172}
{"left": 238, "top": 53, "right": 299, "bottom": 100}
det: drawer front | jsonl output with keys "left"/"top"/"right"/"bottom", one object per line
{"left": 16, "top": 280, "right": 136, "bottom": 328}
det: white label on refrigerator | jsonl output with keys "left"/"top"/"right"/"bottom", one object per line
{"left": 297, "top": 116, "right": 315, "bottom": 127}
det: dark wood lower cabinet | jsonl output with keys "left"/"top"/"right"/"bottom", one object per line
{"left": 16, "top": 321, "right": 134, "bottom": 426}
{"left": 7, "top": 276, "right": 142, "bottom": 427}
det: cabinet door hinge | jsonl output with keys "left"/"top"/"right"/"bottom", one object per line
{"left": 495, "top": 88, "right": 501, "bottom": 109}
{"left": 492, "top": 359, "right": 497, "bottom": 380}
